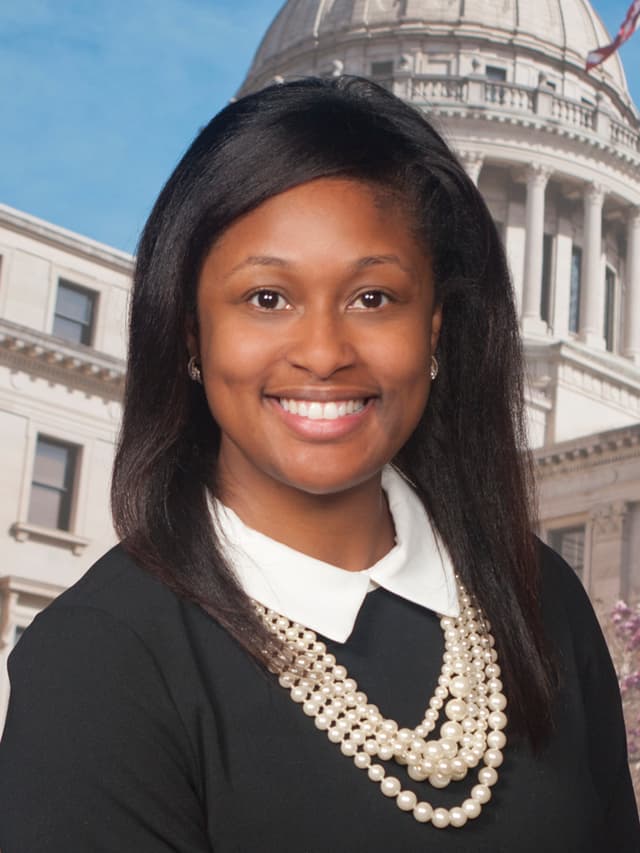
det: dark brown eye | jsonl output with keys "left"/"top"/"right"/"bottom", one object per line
{"left": 249, "top": 290, "right": 287, "bottom": 310}
{"left": 353, "top": 291, "right": 390, "bottom": 309}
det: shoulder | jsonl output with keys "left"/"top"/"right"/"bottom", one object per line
{"left": 12, "top": 544, "right": 217, "bottom": 689}
{"left": 51, "top": 543, "right": 175, "bottom": 616}
{"left": 537, "top": 538, "right": 598, "bottom": 630}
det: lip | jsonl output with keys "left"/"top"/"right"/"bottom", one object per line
{"left": 266, "top": 396, "right": 375, "bottom": 440}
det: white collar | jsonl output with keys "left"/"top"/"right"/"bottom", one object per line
{"left": 212, "top": 466, "right": 459, "bottom": 643}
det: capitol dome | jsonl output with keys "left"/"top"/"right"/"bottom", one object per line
{"left": 242, "top": 0, "right": 631, "bottom": 109}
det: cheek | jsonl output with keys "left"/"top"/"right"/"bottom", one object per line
{"left": 200, "top": 319, "right": 276, "bottom": 390}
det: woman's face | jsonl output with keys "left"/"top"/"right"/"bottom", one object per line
{"left": 192, "top": 178, "right": 442, "bottom": 498}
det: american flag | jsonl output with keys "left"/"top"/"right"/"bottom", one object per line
{"left": 586, "top": 0, "right": 640, "bottom": 71}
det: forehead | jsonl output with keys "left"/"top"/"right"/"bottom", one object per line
{"left": 203, "top": 178, "right": 426, "bottom": 270}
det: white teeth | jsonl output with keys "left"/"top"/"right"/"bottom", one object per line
{"left": 308, "top": 402, "right": 323, "bottom": 420}
{"left": 279, "top": 399, "right": 366, "bottom": 420}
{"left": 324, "top": 402, "right": 338, "bottom": 420}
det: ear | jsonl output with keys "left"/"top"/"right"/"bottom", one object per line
{"left": 430, "top": 302, "right": 443, "bottom": 354}
{"left": 186, "top": 316, "right": 200, "bottom": 360}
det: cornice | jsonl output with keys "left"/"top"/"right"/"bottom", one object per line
{"left": 0, "top": 205, "right": 134, "bottom": 275}
{"left": 0, "top": 318, "right": 125, "bottom": 398}
{"left": 534, "top": 422, "right": 640, "bottom": 475}
{"left": 525, "top": 339, "right": 640, "bottom": 393}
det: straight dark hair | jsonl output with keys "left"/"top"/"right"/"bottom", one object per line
{"left": 112, "top": 76, "right": 556, "bottom": 747}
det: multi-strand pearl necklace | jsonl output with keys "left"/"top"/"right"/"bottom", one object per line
{"left": 256, "top": 577, "right": 507, "bottom": 829}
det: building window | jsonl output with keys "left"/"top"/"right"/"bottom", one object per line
{"left": 370, "top": 60, "right": 394, "bottom": 89}
{"left": 540, "top": 233, "right": 553, "bottom": 324}
{"left": 549, "top": 526, "right": 585, "bottom": 579}
{"left": 27, "top": 436, "right": 78, "bottom": 531}
{"left": 569, "top": 246, "right": 582, "bottom": 333}
{"left": 485, "top": 66, "right": 507, "bottom": 81}
{"left": 604, "top": 267, "right": 616, "bottom": 352}
{"left": 53, "top": 279, "right": 97, "bottom": 346}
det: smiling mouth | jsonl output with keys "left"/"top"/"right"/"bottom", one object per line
{"left": 278, "top": 398, "right": 368, "bottom": 420}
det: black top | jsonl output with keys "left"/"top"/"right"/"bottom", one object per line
{"left": 0, "top": 542, "right": 638, "bottom": 853}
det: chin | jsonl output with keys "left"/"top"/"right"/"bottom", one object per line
{"left": 274, "top": 464, "right": 385, "bottom": 497}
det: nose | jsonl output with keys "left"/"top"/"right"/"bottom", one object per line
{"left": 285, "top": 308, "right": 356, "bottom": 379}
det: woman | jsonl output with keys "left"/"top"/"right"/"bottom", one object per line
{"left": 1, "top": 77, "right": 638, "bottom": 851}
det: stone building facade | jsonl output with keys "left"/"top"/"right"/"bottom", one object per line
{"left": 0, "top": 205, "right": 131, "bottom": 717}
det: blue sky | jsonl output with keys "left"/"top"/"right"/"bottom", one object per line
{"left": 1, "top": 0, "right": 638, "bottom": 254}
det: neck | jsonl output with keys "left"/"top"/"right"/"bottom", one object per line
{"left": 216, "top": 465, "right": 395, "bottom": 573}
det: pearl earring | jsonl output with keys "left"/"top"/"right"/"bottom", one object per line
{"left": 430, "top": 355, "right": 439, "bottom": 381}
{"left": 187, "top": 356, "right": 202, "bottom": 384}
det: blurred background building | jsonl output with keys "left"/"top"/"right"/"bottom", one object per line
{"left": 1, "top": 0, "right": 639, "bottom": 720}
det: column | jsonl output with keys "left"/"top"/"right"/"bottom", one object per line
{"left": 578, "top": 183, "right": 605, "bottom": 349}
{"left": 459, "top": 151, "right": 484, "bottom": 185}
{"left": 623, "top": 208, "right": 640, "bottom": 366}
{"left": 521, "top": 164, "right": 552, "bottom": 336}
{"left": 589, "top": 502, "right": 630, "bottom": 601}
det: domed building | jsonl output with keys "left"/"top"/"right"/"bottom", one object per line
{"left": 240, "top": 0, "right": 640, "bottom": 604}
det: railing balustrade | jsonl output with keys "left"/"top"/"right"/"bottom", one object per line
{"left": 402, "top": 74, "right": 638, "bottom": 157}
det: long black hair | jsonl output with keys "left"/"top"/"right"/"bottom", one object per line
{"left": 112, "top": 76, "right": 555, "bottom": 746}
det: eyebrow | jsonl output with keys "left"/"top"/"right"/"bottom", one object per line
{"left": 229, "top": 253, "right": 411, "bottom": 275}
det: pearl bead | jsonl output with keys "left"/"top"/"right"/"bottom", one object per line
{"left": 471, "top": 783, "right": 492, "bottom": 804}
{"left": 488, "top": 692, "right": 507, "bottom": 711}
{"left": 367, "top": 764, "right": 385, "bottom": 782}
{"left": 450, "top": 757, "right": 466, "bottom": 775}
{"left": 440, "top": 720, "right": 463, "bottom": 739}
{"left": 449, "top": 806, "right": 468, "bottom": 828}
{"left": 462, "top": 797, "right": 482, "bottom": 819}
{"left": 437, "top": 758, "right": 452, "bottom": 776}
{"left": 484, "top": 748, "right": 503, "bottom": 768}
{"left": 290, "top": 686, "right": 307, "bottom": 702}
{"left": 440, "top": 738, "right": 457, "bottom": 758}
{"left": 478, "top": 766, "right": 498, "bottom": 787}
{"left": 378, "top": 744, "right": 394, "bottom": 761}
{"left": 396, "top": 790, "right": 417, "bottom": 811}
{"left": 445, "top": 699, "right": 467, "bottom": 721}
{"left": 428, "top": 773, "right": 450, "bottom": 789}
{"left": 354, "top": 752, "right": 371, "bottom": 769}
{"left": 488, "top": 710, "right": 507, "bottom": 730}
{"left": 327, "top": 728, "right": 343, "bottom": 743}
{"left": 333, "top": 665, "right": 347, "bottom": 680}
{"left": 425, "top": 741, "right": 442, "bottom": 760}
{"left": 380, "top": 776, "right": 401, "bottom": 797}
{"left": 408, "top": 764, "right": 429, "bottom": 781}
{"left": 450, "top": 676, "right": 471, "bottom": 698}
{"left": 340, "top": 740, "right": 357, "bottom": 757}
{"left": 413, "top": 801, "right": 433, "bottom": 823}
{"left": 364, "top": 740, "right": 378, "bottom": 756}
{"left": 487, "top": 730, "right": 506, "bottom": 750}
{"left": 432, "top": 807, "right": 451, "bottom": 828}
